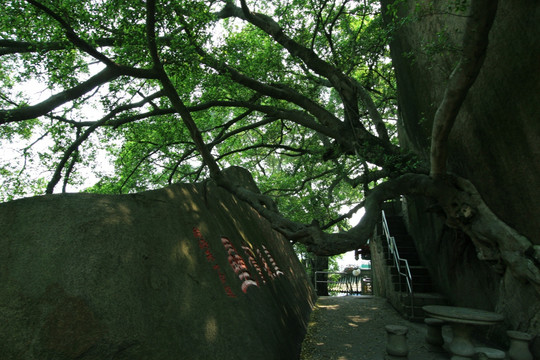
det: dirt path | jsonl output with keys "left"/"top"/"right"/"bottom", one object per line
{"left": 299, "top": 296, "right": 449, "bottom": 360}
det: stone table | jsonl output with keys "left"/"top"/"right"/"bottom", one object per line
{"left": 423, "top": 305, "right": 504, "bottom": 360}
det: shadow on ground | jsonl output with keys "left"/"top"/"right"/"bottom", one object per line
{"left": 300, "top": 296, "right": 450, "bottom": 360}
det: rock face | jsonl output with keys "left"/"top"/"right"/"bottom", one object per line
{"left": 0, "top": 167, "right": 315, "bottom": 360}
{"left": 383, "top": 0, "right": 540, "bottom": 353}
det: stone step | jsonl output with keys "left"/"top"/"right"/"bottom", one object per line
{"left": 401, "top": 292, "right": 448, "bottom": 306}
{"left": 381, "top": 234, "right": 415, "bottom": 246}
{"left": 384, "top": 221, "right": 408, "bottom": 234}
{"left": 389, "top": 265, "right": 429, "bottom": 276}
{"left": 386, "top": 257, "right": 422, "bottom": 267}
{"left": 394, "top": 281, "right": 433, "bottom": 293}
{"left": 400, "top": 292, "right": 449, "bottom": 322}
{"left": 382, "top": 214, "right": 446, "bottom": 322}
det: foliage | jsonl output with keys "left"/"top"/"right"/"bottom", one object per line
{"left": 1, "top": 0, "right": 400, "bottom": 221}
{"left": 0, "top": 0, "right": 497, "bottom": 258}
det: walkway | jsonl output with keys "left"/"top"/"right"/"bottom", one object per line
{"left": 300, "top": 296, "right": 449, "bottom": 360}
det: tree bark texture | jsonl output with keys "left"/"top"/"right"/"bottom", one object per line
{"left": 384, "top": 0, "right": 540, "bottom": 342}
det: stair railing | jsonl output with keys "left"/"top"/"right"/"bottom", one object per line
{"left": 381, "top": 210, "right": 415, "bottom": 318}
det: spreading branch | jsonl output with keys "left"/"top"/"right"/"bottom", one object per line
{"left": 45, "top": 91, "right": 165, "bottom": 194}
{"left": 145, "top": 0, "right": 221, "bottom": 178}
{"left": 216, "top": 1, "right": 379, "bottom": 136}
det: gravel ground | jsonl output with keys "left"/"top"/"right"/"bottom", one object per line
{"left": 299, "top": 296, "right": 451, "bottom": 360}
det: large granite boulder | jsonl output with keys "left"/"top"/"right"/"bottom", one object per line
{"left": 0, "top": 167, "right": 315, "bottom": 360}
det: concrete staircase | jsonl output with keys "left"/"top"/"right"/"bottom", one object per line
{"left": 382, "top": 213, "right": 447, "bottom": 322}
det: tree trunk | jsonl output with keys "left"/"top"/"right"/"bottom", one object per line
{"left": 383, "top": 0, "right": 540, "bottom": 345}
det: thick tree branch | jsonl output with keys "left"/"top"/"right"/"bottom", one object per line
{"left": 45, "top": 91, "right": 165, "bottom": 193}
{"left": 321, "top": 202, "right": 365, "bottom": 231}
{"left": 344, "top": 168, "right": 390, "bottom": 188}
{"left": 217, "top": 143, "right": 313, "bottom": 164}
{"left": 441, "top": 176, "right": 540, "bottom": 291}
{"left": 0, "top": 39, "right": 107, "bottom": 56}
{"left": 197, "top": 50, "right": 401, "bottom": 168}
{"left": 263, "top": 169, "right": 336, "bottom": 197}
{"left": 200, "top": 53, "right": 343, "bottom": 130}
{"left": 430, "top": 0, "right": 498, "bottom": 177}
{"left": 146, "top": 0, "right": 221, "bottom": 178}
{"left": 295, "top": 65, "right": 391, "bottom": 143}
{"left": 352, "top": 79, "right": 391, "bottom": 143}
{"left": 216, "top": 170, "right": 432, "bottom": 255}
{"left": 217, "top": 1, "right": 363, "bottom": 129}
{"left": 0, "top": 37, "right": 174, "bottom": 56}
{"left": 25, "top": 0, "right": 161, "bottom": 80}
{"left": 26, "top": 0, "right": 116, "bottom": 67}
{"left": 0, "top": 67, "right": 119, "bottom": 124}
{"left": 190, "top": 100, "right": 339, "bottom": 139}
{"left": 219, "top": 166, "right": 540, "bottom": 292}
{"left": 215, "top": 2, "right": 399, "bottom": 172}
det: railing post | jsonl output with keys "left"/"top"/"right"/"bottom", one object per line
{"left": 382, "top": 210, "right": 414, "bottom": 319}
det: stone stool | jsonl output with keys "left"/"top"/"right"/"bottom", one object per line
{"left": 385, "top": 325, "right": 409, "bottom": 358}
{"left": 474, "top": 347, "right": 505, "bottom": 359}
{"left": 424, "top": 317, "right": 445, "bottom": 347}
{"left": 507, "top": 330, "right": 533, "bottom": 360}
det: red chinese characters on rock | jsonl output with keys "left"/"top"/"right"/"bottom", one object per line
{"left": 192, "top": 227, "right": 285, "bottom": 297}
{"left": 192, "top": 227, "right": 236, "bottom": 298}
{"left": 241, "top": 245, "right": 266, "bottom": 284}
{"left": 221, "top": 237, "right": 258, "bottom": 293}
{"left": 262, "top": 245, "right": 284, "bottom": 277}
{"left": 257, "top": 247, "right": 274, "bottom": 279}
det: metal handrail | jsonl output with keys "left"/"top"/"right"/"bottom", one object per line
{"left": 381, "top": 210, "right": 414, "bottom": 318}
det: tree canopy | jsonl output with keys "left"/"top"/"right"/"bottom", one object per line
{"left": 2, "top": 0, "right": 393, "bottom": 204}
{"left": 1, "top": 0, "right": 401, "bottom": 229}
{"left": 4, "top": 0, "right": 539, "bottom": 289}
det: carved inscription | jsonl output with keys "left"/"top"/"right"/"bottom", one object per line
{"left": 193, "top": 227, "right": 236, "bottom": 298}
{"left": 192, "top": 227, "right": 285, "bottom": 297}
